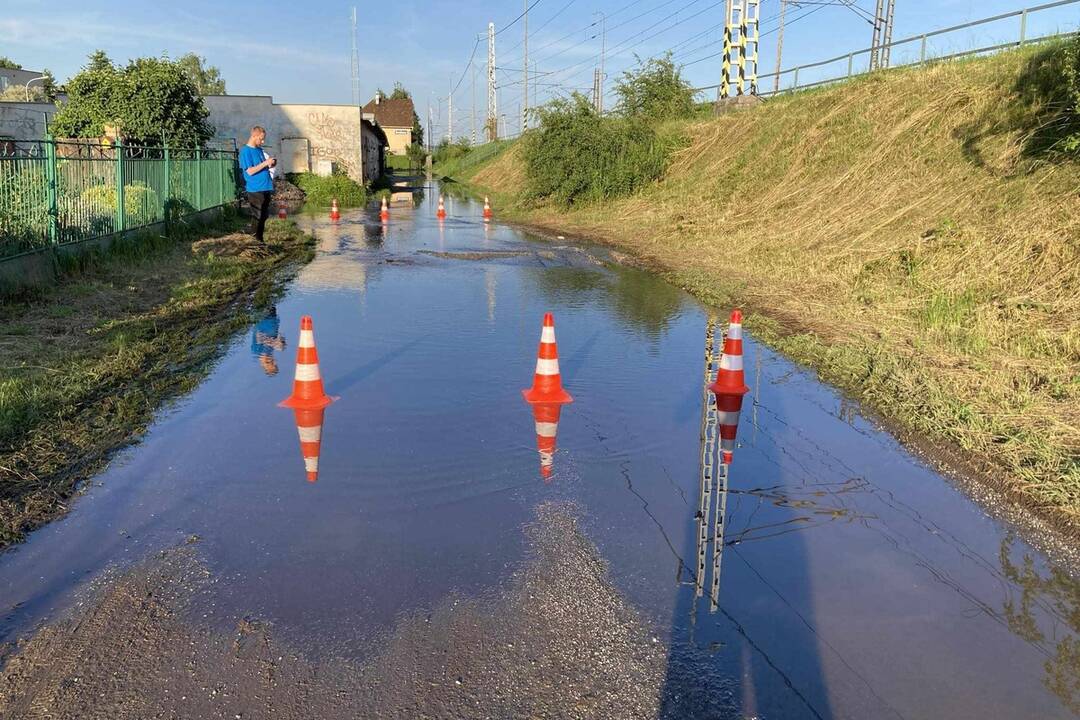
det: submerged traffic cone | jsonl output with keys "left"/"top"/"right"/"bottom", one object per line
{"left": 330, "top": 198, "right": 341, "bottom": 221}
{"left": 277, "top": 203, "right": 287, "bottom": 220}
{"left": 279, "top": 316, "right": 336, "bottom": 409}
{"left": 436, "top": 195, "right": 447, "bottom": 219}
{"left": 380, "top": 196, "right": 390, "bottom": 222}
{"left": 709, "top": 309, "right": 750, "bottom": 465}
{"left": 482, "top": 196, "right": 493, "bottom": 221}
{"left": 523, "top": 313, "right": 573, "bottom": 404}
{"left": 293, "top": 407, "right": 325, "bottom": 483}
{"left": 532, "top": 402, "right": 564, "bottom": 481}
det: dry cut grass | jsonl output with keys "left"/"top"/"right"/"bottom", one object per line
{"left": 469, "top": 46, "right": 1080, "bottom": 519}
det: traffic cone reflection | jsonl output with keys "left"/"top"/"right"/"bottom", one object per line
{"left": 277, "top": 202, "right": 287, "bottom": 220}
{"left": 483, "top": 196, "right": 494, "bottom": 221}
{"left": 292, "top": 407, "right": 325, "bottom": 483}
{"left": 522, "top": 313, "right": 574, "bottom": 404}
{"left": 330, "top": 198, "right": 341, "bottom": 221}
{"left": 279, "top": 316, "right": 336, "bottom": 409}
{"left": 532, "top": 402, "right": 563, "bottom": 481}
{"left": 436, "top": 195, "right": 447, "bottom": 219}
{"left": 380, "top": 196, "right": 390, "bottom": 222}
{"left": 709, "top": 309, "right": 750, "bottom": 465}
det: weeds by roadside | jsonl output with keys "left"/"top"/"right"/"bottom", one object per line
{"left": 0, "top": 212, "right": 316, "bottom": 546}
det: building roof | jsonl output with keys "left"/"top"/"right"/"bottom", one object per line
{"left": 361, "top": 96, "right": 415, "bottom": 129}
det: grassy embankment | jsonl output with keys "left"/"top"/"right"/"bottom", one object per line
{"left": 451, "top": 46, "right": 1080, "bottom": 522}
{"left": 0, "top": 212, "right": 316, "bottom": 545}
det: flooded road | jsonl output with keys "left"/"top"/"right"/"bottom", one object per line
{"left": 1, "top": 184, "right": 1077, "bottom": 718}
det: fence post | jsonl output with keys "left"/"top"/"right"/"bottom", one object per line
{"left": 195, "top": 147, "right": 203, "bottom": 211}
{"left": 115, "top": 140, "right": 125, "bottom": 234}
{"left": 920, "top": 35, "right": 928, "bottom": 63}
{"left": 1019, "top": 9, "right": 1028, "bottom": 44}
{"left": 163, "top": 144, "right": 171, "bottom": 229}
{"left": 44, "top": 136, "right": 59, "bottom": 245}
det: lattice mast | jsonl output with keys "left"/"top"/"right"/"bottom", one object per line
{"left": 487, "top": 23, "right": 497, "bottom": 141}
{"left": 720, "top": 0, "right": 761, "bottom": 100}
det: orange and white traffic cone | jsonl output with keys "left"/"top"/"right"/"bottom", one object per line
{"left": 709, "top": 309, "right": 750, "bottom": 465}
{"left": 482, "top": 196, "right": 493, "bottom": 221}
{"left": 279, "top": 315, "right": 336, "bottom": 409}
{"left": 330, "top": 198, "right": 341, "bottom": 221}
{"left": 532, "top": 402, "right": 563, "bottom": 481}
{"left": 523, "top": 312, "right": 573, "bottom": 404}
{"left": 277, "top": 203, "right": 287, "bottom": 220}
{"left": 292, "top": 407, "right": 325, "bottom": 483}
{"left": 379, "top": 196, "right": 390, "bottom": 222}
{"left": 436, "top": 195, "right": 447, "bottom": 219}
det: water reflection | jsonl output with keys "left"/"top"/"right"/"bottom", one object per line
{"left": 251, "top": 307, "right": 287, "bottom": 376}
{"left": 529, "top": 265, "right": 685, "bottom": 339}
{"left": 1001, "top": 535, "right": 1080, "bottom": 714}
{"left": 529, "top": 403, "right": 565, "bottom": 482}
{"left": 291, "top": 407, "right": 327, "bottom": 483}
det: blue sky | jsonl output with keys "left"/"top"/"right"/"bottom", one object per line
{"left": 4, "top": 0, "right": 1078, "bottom": 138}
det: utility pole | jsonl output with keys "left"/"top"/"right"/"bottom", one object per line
{"left": 596, "top": 12, "right": 606, "bottom": 113}
{"left": 523, "top": 0, "right": 529, "bottom": 132}
{"left": 882, "top": 0, "right": 897, "bottom": 69}
{"left": 351, "top": 6, "right": 363, "bottom": 183}
{"left": 773, "top": 0, "right": 787, "bottom": 93}
{"left": 720, "top": 0, "right": 760, "bottom": 99}
{"left": 592, "top": 68, "right": 601, "bottom": 112}
{"left": 350, "top": 7, "right": 360, "bottom": 106}
{"left": 870, "top": 0, "right": 885, "bottom": 71}
{"left": 471, "top": 61, "right": 477, "bottom": 145}
{"left": 487, "top": 22, "right": 497, "bottom": 141}
{"left": 448, "top": 75, "right": 453, "bottom": 142}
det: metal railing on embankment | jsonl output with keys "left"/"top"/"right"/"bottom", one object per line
{"left": 695, "top": 0, "right": 1080, "bottom": 99}
{"left": 0, "top": 138, "right": 240, "bottom": 262}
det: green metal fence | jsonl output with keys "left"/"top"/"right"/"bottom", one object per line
{"left": 0, "top": 138, "right": 240, "bottom": 261}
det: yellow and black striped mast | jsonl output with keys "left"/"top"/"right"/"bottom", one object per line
{"left": 720, "top": 0, "right": 761, "bottom": 99}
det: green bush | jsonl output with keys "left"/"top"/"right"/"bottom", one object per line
{"left": 1063, "top": 34, "right": 1080, "bottom": 152}
{"left": 433, "top": 138, "right": 472, "bottom": 165}
{"left": 521, "top": 93, "right": 676, "bottom": 205}
{"left": 80, "top": 182, "right": 161, "bottom": 228}
{"left": 614, "top": 52, "right": 697, "bottom": 122}
{"left": 0, "top": 163, "right": 50, "bottom": 253}
{"left": 288, "top": 172, "right": 367, "bottom": 208}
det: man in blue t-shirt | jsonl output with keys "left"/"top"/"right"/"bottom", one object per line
{"left": 238, "top": 125, "right": 276, "bottom": 243}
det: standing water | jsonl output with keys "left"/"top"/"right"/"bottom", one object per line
{"left": 0, "top": 183, "right": 1076, "bottom": 719}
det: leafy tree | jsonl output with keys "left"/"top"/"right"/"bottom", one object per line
{"left": 0, "top": 57, "right": 21, "bottom": 70}
{"left": 614, "top": 52, "right": 696, "bottom": 122}
{"left": 523, "top": 92, "right": 672, "bottom": 205}
{"left": 176, "top": 53, "right": 227, "bottom": 95}
{"left": 51, "top": 52, "right": 213, "bottom": 147}
{"left": 389, "top": 82, "right": 411, "bottom": 100}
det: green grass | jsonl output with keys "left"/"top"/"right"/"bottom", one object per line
{"left": 287, "top": 172, "right": 368, "bottom": 208}
{"left": 458, "top": 43, "right": 1080, "bottom": 523}
{"left": 0, "top": 213, "right": 316, "bottom": 546}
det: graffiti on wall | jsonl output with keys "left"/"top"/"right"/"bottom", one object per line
{"left": 305, "top": 112, "right": 358, "bottom": 176}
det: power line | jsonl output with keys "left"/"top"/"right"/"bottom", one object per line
{"left": 504, "top": 0, "right": 578, "bottom": 55}
{"left": 495, "top": 0, "right": 543, "bottom": 36}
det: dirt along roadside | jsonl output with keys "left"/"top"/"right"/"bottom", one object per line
{"left": 0, "top": 211, "right": 316, "bottom": 547}
{"left": 0, "top": 502, "right": 680, "bottom": 720}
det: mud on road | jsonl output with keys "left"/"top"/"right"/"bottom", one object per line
{"left": 0, "top": 503, "right": 690, "bottom": 719}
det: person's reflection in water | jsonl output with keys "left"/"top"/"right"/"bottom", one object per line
{"left": 251, "top": 307, "right": 287, "bottom": 376}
